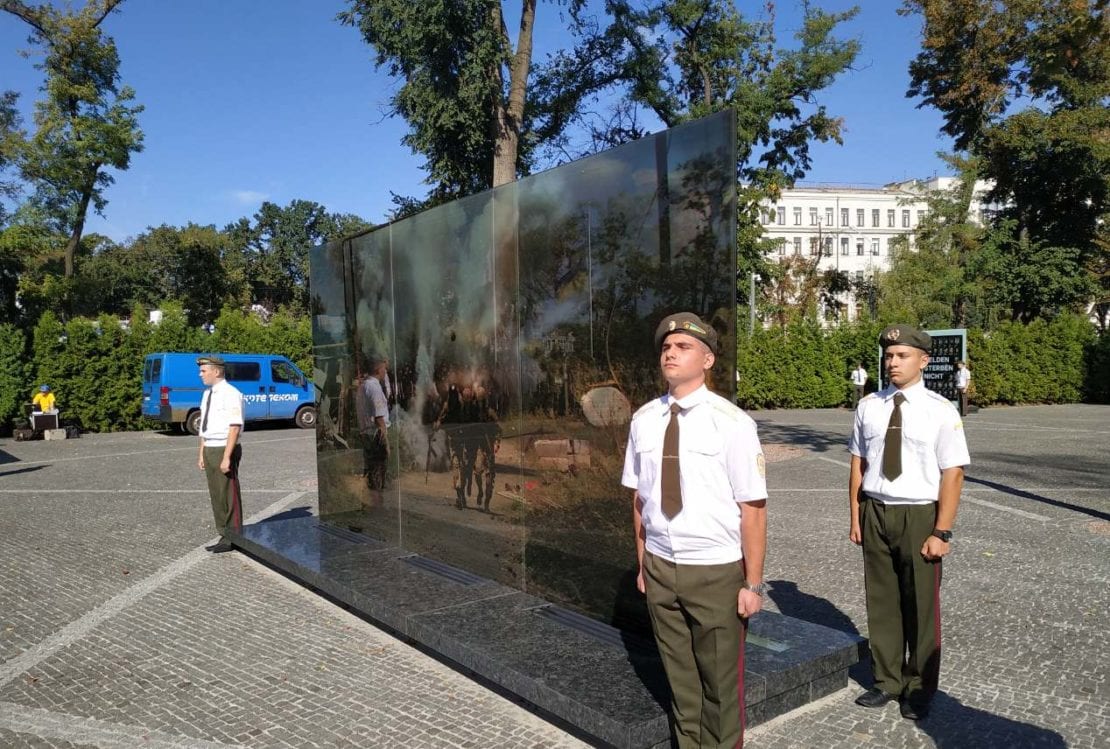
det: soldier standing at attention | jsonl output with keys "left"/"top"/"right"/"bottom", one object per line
{"left": 196, "top": 356, "right": 244, "bottom": 554}
{"left": 849, "top": 325, "right": 970, "bottom": 721}
{"left": 623, "top": 312, "right": 768, "bottom": 748}
{"left": 850, "top": 361, "right": 869, "bottom": 408}
{"left": 955, "top": 360, "right": 971, "bottom": 417}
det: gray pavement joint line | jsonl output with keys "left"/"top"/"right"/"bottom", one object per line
{"left": 0, "top": 491, "right": 306, "bottom": 690}
{"left": 812, "top": 455, "right": 1052, "bottom": 522}
{"left": 4, "top": 434, "right": 310, "bottom": 467}
{"left": 0, "top": 488, "right": 294, "bottom": 494}
{"left": 0, "top": 701, "right": 235, "bottom": 749}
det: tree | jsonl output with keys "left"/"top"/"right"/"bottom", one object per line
{"left": 340, "top": 0, "right": 602, "bottom": 199}
{"left": 225, "top": 200, "right": 371, "bottom": 314}
{"left": 902, "top": 0, "right": 1109, "bottom": 322}
{"left": 0, "top": 90, "right": 22, "bottom": 226}
{"left": 2, "top": 0, "right": 144, "bottom": 282}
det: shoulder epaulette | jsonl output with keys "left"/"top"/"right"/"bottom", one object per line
{"left": 860, "top": 393, "right": 877, "bottom": 402}
{"left": 632, "top": 399, "right": 661, "bottom": 420}
{"left": 709, "top": 398, "right": 744, "bottom": 421}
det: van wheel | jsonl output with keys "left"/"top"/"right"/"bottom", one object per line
{"left": 185, "top": 410, "right": 202, "bottom": 436}
{"left": 295, "top": 406, "right": 317, "bottom": 429}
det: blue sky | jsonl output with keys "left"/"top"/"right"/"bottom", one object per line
{"left": 1, "top": 0, "right": 954, "bottom": 243}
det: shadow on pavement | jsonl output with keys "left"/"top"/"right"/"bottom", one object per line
{"left": 0, "top": 448, "right": 17, "bottom": 465}
{"left": 965, "top": 476, "right": 1110, "bottom": 522}
{"left": 259, "top": 506, "right": 314, "bottom": 523}
{"left": 917, "top": 691, "right": 1066, "bottom": 747}
{"left": 753, "top": 422, "right": 848, "bottom": 454}
{"left": 0, "top": 465, "right": 46, "bottom": 477}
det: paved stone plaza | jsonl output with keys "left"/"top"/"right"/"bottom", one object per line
{"left": 0, "top": 405, "right": 1106, "bottom": 748}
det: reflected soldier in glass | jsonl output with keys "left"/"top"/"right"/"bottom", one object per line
{"left": 436, "top": 381, "right": 469, "bottom": 508}
{"left": 470, "top": 384, "right": 501, "bottom": 512}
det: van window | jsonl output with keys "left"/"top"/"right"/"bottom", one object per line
{"left": 149, "top": 358, "right": 162, "bottom": 383}
{"left": 225, "top": 362, "right": 261, "bottom": 382}
{"left": 271, "top": 361, "right": 302, "bottom": 386}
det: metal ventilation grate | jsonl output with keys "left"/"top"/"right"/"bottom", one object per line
{"left": 534, "top": 605, "right": 655, "bottom": 652}
{"left": 403, "top": 555, "right": 488, "bottom": 586}
{"left": 316, "top": 522, "right": 375, "bottom": 544}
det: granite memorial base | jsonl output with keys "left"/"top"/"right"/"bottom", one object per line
{"left": 231, "top": 516, "right": 863, "bottom": 749}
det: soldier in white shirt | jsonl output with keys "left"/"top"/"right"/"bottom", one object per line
{"left": 955, "top": 360, "right": 971, "bottom": 416}
{"left": 848, "top": 325, "right": 970, "bottom": 721}
{"left": 850, "top": 362, "right": 869, "bottom": 408}
{"left": 623, "top": 312, "right": 768, "bottom": 749}
{"left": 196, "top": 356, "right": 245, "bottom": 553}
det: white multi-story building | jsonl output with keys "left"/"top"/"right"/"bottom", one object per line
{"left": 758, "top": 177, "right": 993, "bottom": 319}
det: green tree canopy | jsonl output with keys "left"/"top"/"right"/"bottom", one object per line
{"left": 1, "top": 0, "right": 144, "bottom": 287}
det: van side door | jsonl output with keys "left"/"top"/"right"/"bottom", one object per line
{"left": 267, "top": 359, "right": 305, "bottom": 419}
{"left": 224, "top": 360, "right": 268, "bottom": 421}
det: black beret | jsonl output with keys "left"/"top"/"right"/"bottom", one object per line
{"left": 655, "top": 312, "right": 719, "bottom": 353}
{"left": 196, "top": 355, "right": 226, "bottom": 367}
{"left": 879, "top": 325, "right": 931, "bottom": 353}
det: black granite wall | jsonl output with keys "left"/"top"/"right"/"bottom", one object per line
{"left": 309, "top": 111, "right": 737, "bottom": 634}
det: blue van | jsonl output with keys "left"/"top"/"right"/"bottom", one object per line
{"left": 142, "top": 352, "right": 316, "bottom": 434}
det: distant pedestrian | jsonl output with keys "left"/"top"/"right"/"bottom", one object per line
{"left": 850, "top": 362, "right": 869, "bottom": 408}
{"left": 196, "top": 356, "right": 244, "bottom": 553}
{"left": 955, "top": 360, "right": 971, "bottom": 416}
{"left": 848, "top": 325, "right": 970, "bottom": 721}
{"left": 32, "top": 384, "right": 57, "bottom": 413}
{"left": 624, "top": 312, "right": 768, "bottom": 748}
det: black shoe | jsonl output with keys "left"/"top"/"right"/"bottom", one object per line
{"left": 855, "top": 687, "right": 897, "bottom": 708}
{"left": 207, "top": 540, "right": 235, "bottom": 553}
{"left": 899, "top": 696, "right": 930, "bottom": 720}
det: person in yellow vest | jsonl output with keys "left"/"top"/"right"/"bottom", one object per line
{"left": 32, "top": 384, "right": 57, "bottom": 413}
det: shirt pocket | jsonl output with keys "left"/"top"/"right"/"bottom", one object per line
{"left": 683, "top": 431, "right": 723, "bottom": 490}
{"left": 903, "top": 421, "right": 936, "bottom": 462}
{"left": 632, "top": 430, "right": 660, "bottom": 498}
{"left": 862, "top": 422, "right": 886, "bottom": 460}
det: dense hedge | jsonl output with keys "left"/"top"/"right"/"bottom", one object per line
{"left": 737, "top": 316, "right": 1108, "bottom": 409}
{"left": 2, "top": 305, "right": 312, "bottom": 434}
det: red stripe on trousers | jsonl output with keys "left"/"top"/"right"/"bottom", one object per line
{"left": 229, "top": 469, "right": 242, "bottom": 532}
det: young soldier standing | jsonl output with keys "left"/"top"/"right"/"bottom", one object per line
{"left": 849, "top": 325, "right": 970, "bottom": 720}
{"left": 623, "top": 312, "right": 768, "bottom": 748}
{"left": 196, "top": 356, "right": 244, "bottom": 553}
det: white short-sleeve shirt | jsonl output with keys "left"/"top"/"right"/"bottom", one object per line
{"left": 848, "top": 380, "right": 970, "bottom": 505}
{"left": 200, "top": 379, "right": 244, "bottom": 447}
{"left": 622, "top": 385, "right": 768, "bottom": 565}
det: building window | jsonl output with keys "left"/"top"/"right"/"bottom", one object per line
{"left": 902, "top": 209, "right": 910, "bottom": 227}
{"left": 777, "top": 239, "right": 786, "bottom": 256}
{"left": 793, "top": 237, "right": 802, "bottom": 255}
{"left": 824, "top": 237, "right": 833, "bottom": 256}
{"left": 841, "top": 237, "right": 849, "bottom": 255}
{"left": 809, "top": 207, "right": 819, "bottom": 225}
{"left": 872, "top": 209, "right": 880, "bottom": 227}
{"left": 809, "top": 237, "right": 820, "bottom": 255}
{"left": 871, "top": 239, "right": 880, "bottom": 255}
{"left": 856, "top": 208, "right": 865, "bottom": 226}
{"left": 917, "top": 210, "right": 926, "bottom": 225}
{"left": 793, "top": 207, "right": 802, "bottom": 225}
{"left": 887, "top": 209, "right": 895, "bottom": 227}
{"left": 764, "top": 208, "right": 774, "bottom": 224}
{"left": 825, "top": 207, "right": 834, "bottom": 226}
{"left": 856, "top": 271, "right": 865, "bottom": 284}
{"left": 841, "top": 207, "right": 849, "bottom": 226}
{"left": 856, "top": 240, "right": 865, "bottom": 256}
{"left": 777, "top": 206, "right": 785, "bottom": 225}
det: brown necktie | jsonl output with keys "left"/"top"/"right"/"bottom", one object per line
{"left": 201, "top": 388, "right": 212, "bottom": 433}
{"left": 882, "top": 392, "right": 905, "bottom": 480}
{"left": 661, "top": 403, "right": 682, "bottom": 518}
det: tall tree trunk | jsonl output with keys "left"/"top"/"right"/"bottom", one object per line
{"left": 491, "top": 0, "right": 536, "bottom": 187}
{"left": 63, "top": 166, "right": 98, "bottom": 278}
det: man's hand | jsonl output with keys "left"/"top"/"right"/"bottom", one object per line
{"left": 737, "top": 588, "right": 763, "bottom": 618}
{"left": 921, "top": 535, "right": 951, "bottom": 561}
{"left": 220, "top": 456, "right": 232, "bottom": 475}
{"left": 849, "top": 521, "right": 862, "bottom": 546}
{"left": 197, "top": 455, "right": 205, "bottom": 470}
{"left": 636, "top": 567, "right": 645, "bottom": 594}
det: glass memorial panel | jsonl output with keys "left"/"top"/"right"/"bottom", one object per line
{"left": 312, "top": 110, "right": 736, "bottom": 632}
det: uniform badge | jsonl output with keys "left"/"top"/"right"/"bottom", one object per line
{"left": 888, "top": 329, "right": 901, "bottom": 341}
{"left": 668, "top": 320, "right": 676, "bottom": 331}
{"left": 756, "top": 453, "right": 766, "bottom": 477}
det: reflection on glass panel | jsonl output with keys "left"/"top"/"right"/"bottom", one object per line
{"left": 311, "top": 110, "right": 736, "bottom": 633}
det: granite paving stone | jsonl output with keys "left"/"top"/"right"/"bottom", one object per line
{"left": 1, "top": 405, "right": 1107, "bottom": 747}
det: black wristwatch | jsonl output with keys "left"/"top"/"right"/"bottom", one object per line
{"left": 931, "top": 529, "right": 953, "bottom": 543}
